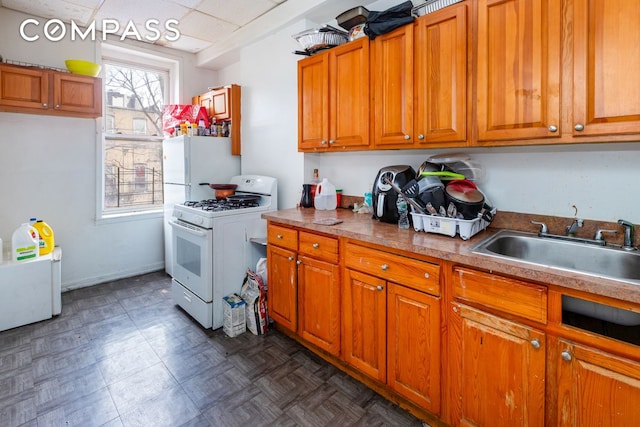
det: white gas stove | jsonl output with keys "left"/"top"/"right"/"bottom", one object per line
{"left": 168, "top": 175, "right": 277, "bottom": 329}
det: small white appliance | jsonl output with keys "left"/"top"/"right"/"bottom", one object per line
{"left": 162, "top": 135, "right": 240, "bottom": 276}
{"left": 0, "top": 247, "right": 62, "bottom": 332}
{"left": 169, "top": 175, "right": 277, "bottom": 329}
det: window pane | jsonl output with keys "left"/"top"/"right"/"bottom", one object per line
{"left": 104, "top": 138, "right": 163, "bottom": 209}
{"left": 102, "top": 58, "right": 169, "bottom": 212}
{"left": 104, "top": 63, "right": 166, "bottom": 136}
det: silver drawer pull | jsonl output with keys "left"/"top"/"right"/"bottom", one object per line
{"left": 376, "top": 285, "right": 384, "bottom": 291}
{"left": 530, "top": 339, "right": 541, "bottom": 349}
{"left": 277, "top": 234, "right": 283, "bottom": 239}
{"left": 287, "top": 256, "right": 294, "bottom": 262}
{"left": 381, "top": 264, "right": 389, "bottom": 271}
{"left": 312, "top": 243, "right": 319, "bottom": 249}
{"left": 424, "top": 272, "right": 429, "bottom": 279}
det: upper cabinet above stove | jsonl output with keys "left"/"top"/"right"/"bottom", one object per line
{"left": 297, "top": 0, "right": 640, "bottom": 152}
{"left": 192, "top": 84, "right": 241, "bottom": 156}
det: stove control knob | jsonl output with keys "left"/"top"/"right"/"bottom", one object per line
{"left": 175, "top": 211, "right": 182, "bottom": 218}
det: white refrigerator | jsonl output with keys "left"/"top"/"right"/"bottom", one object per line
{"left": 162, "top": 135, "right": 240, "bottom": 275}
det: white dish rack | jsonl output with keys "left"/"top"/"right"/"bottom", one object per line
{"left": 411, "top": 210, "right": 496, "bottom": 240}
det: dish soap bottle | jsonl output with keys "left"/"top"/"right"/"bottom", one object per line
{"left": 396, "top": 197, "right": 410, "bottom": 229}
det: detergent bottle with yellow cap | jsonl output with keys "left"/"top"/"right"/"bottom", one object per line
{"left": 33, "top": 220, "right": 55, "bottom": 256}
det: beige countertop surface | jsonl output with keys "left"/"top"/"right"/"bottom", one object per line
{"left": 263, "top": 207, "right": 640, "bottom": 305}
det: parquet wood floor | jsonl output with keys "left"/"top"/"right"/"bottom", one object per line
{"left": 0, "top": 271, "right": 427, "bottom": 427}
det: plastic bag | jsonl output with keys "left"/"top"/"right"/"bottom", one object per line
{"left": 256, "top": 257, "right": 268, "bottom": 290}
{"left": 364, "top": 1, "right": 415, "bottom": 40}
{"left": 161, "top": 105, "right": 210, "bottom": 136}
{"left": 240, "top": 269, "right": 269, "bottom": 335}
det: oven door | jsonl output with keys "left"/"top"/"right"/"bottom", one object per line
{"left": 169, "top": 219, "right": 213, "bottom": 302}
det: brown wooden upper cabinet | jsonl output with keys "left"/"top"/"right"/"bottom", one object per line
{"left": 475, "top": 0, "right": 561, "bottom": 143}
{"left": 192, "top": 84, "right": 241, "bottom": 155}
{"left": 298, "top": 38, "right": 370, "bottom": 151}
{"left": 297, "top": 0, "right": 640, "bottom": 150}
{"left": 0, "top": 63, "right": 102, "bottom": 118}
{"left": 571, "top": 0, "right": 640, "bottom": 137}
{"left": 372, "top": 2, "right": 467, "bottom": 148}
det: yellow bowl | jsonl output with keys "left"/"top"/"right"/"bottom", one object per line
{"left": 65, "top": 59, "right": 101, "bottom": 77}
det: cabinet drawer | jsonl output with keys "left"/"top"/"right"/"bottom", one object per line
{"left": 267, "top": 225, "right": 298, "bottom": 251}
{"left": 299, "top": 231, "right": 339, "bottom": 263}
{"left": 344, "top": 242, "right": 440, "bottom": 296}
{"left": 453, "top": 267, "right": 547, "bottom": 323}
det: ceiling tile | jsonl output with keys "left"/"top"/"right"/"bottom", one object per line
{"left": 158, "top": 33, "right": 210, "bottom": 53}
{"left": 176, "top": 10, "right": 238, "bottom": 41}
{"left": 2, "top": 0, "right": 95, "bottom": 25}
{"left": 93, "top": 0, "right": 189, "bottom": 33}
{"left": 197, "top": 0, "right": 280, "bottom": 27}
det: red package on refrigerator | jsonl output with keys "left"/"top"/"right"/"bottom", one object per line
{"left": 161, "top": 105, "right": 210, "bottom": 136}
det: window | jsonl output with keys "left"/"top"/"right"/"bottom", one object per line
{"left": 101, "top": 46, "right": 176, "bottom": 215}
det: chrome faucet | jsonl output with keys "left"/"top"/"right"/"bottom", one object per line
{"left": 618, "top": 219, "right": 636, "bottom": 251}
{"left": 566, "top": 218, "right": 583, "bottom": 237}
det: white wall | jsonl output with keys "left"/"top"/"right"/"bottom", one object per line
{"left": 221, "top": 14, "right": 640, "bottom": 224}
{"left": 0, "top": 8, "right": 217, "bottom": 289}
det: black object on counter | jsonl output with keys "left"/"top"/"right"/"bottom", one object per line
{"left": 364, "top": 1, "right": 415, "bottom": 40}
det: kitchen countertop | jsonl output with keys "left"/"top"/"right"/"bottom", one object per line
{"left": 263, "top": 207, "right": 640, "bottom": 305}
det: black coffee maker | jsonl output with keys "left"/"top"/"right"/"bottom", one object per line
{"left": 372, "top": 165, "right": 416, "bottom": 223}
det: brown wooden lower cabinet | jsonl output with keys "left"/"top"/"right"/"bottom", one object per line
{"left": 297, "top": 255, "right": 340, "bottom": 356}
{"left": 266, "top": 244, "right": 297, "bottom": 332}
{"left": 557, "top": 339, "right": 640, "bottom": 427}
{"left": 449, "top": 302, "right": 546, "bottom": 427}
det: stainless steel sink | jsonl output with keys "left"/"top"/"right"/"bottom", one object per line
{"left": 471, "top": 229, "right": 640, "bottom": 283}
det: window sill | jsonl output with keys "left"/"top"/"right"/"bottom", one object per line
{"left": 96, "top": 208, "right": 163, "bottom": 225}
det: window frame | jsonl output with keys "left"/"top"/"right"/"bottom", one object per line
{"left": 97, "top": 43, "right": 180, "bottom": 221}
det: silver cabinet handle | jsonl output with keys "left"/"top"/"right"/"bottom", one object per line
{"left": 277, "top": 234, "right": 283, "bottom": 239}
{"left": 321, "top": 140, "right": 327, "bottom": 145}
{"left": 55, "top": 104, "right": 61, "bottom": 109}
{"left": 376, "top": 285, "right": 384, "bottom": 291}
{"left": 418, "top": 134, "right": 425, "bottom": 140}
{"left": 329, "top": 140, "right": 335, "bottom": 145}
{"left": 287, "top": 256, "right": 294, "bottom": 262}
{"left": 312, "top": 243, "right": 319, "bottom": 249}
{"left": 424, "top": 272, "right": 430, "bottom": 279}
{"left": 381, "top": 264, "right": 389, "bottom": 271}
{"left": 548, "top": 125, "right": 558, "bottom": 132}
{"left": 530, "top": 339, "right": 541, "bottom": 349}
{"left": 574, "top": 124, "right": 584, "bottom": 131}
{"left": 404, "top": 134, "right": 411, "bottom": 140}
{"left": 296, "top": 260, "right": 302, "bottom": 265}
{"left": 561, "top": 350, "right": 572, "bottom": 361}
{"left": 42, "top": 103, "right": 48, "bottom": 107}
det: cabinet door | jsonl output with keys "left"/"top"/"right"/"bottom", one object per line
{"left": 267, "top": 245, "right": 297, "bottom": 332}
{"left": 572, "top": 0, "right": 640, "bottom": 137}
{"left": 476, "top": 0, "right": 561, "bottom": 142}
{"left": 414, "top": 2, "right": 467, "bottom": 145}
{"left": 449, "top": 303, "right": 546, "bottom": 427}
{"left": 372, "top": 24, "right": 414, "bottom": 147}
{"left": 0, "top": 65, "right": 48, "bottom": 110}
{"left": 342, "top": 269, "right": 386, "bottom": 382}
{"left": 330, "top": 38, "right": 370, "bottom": 149}
{"left": 557, "top": 339, "right": 640, "bottom": 427}
{"left": 298, "top": 53, "right": 329, "bottom": 150}
{"left": 211, "top": 87, "right": 231, "bottom": 120}
{"left": 387, "top": 283, "right": 441, "bottom": 414}
{"left": 298, "top": 255, "right": 340, "bottom": 355}
{"left": 194, "top": 92, "right": 212, "bottom": 115}
{"left": 53, "top": 73, "right": 102, "bottom": 117}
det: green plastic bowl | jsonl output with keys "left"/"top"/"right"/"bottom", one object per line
{"left": 65, "top": 59, "right": 101, "bottom": 77}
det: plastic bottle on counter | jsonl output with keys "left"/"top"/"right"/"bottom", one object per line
{"left": 314, "top": 178, "right": 337, "bottom": 210}
{"left": 12, "top": 223, "right": 39, "bottom": 262}
{"left": 33, "top": 220, "right": 55, "bottom": 256}
{"left": 396, "top": 197, "right": 410, "bottom": 229}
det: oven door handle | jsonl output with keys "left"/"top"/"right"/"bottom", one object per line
{"left": 168, "top": 220, "right": 208, "bottom": 237}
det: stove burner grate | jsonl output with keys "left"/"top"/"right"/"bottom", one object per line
{"left": 183, "top": 198, "right": 260, "bottom": 211}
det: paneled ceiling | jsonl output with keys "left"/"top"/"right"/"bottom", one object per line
{"left": 1, "top": 0, "right": 382, "bottom": 68}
